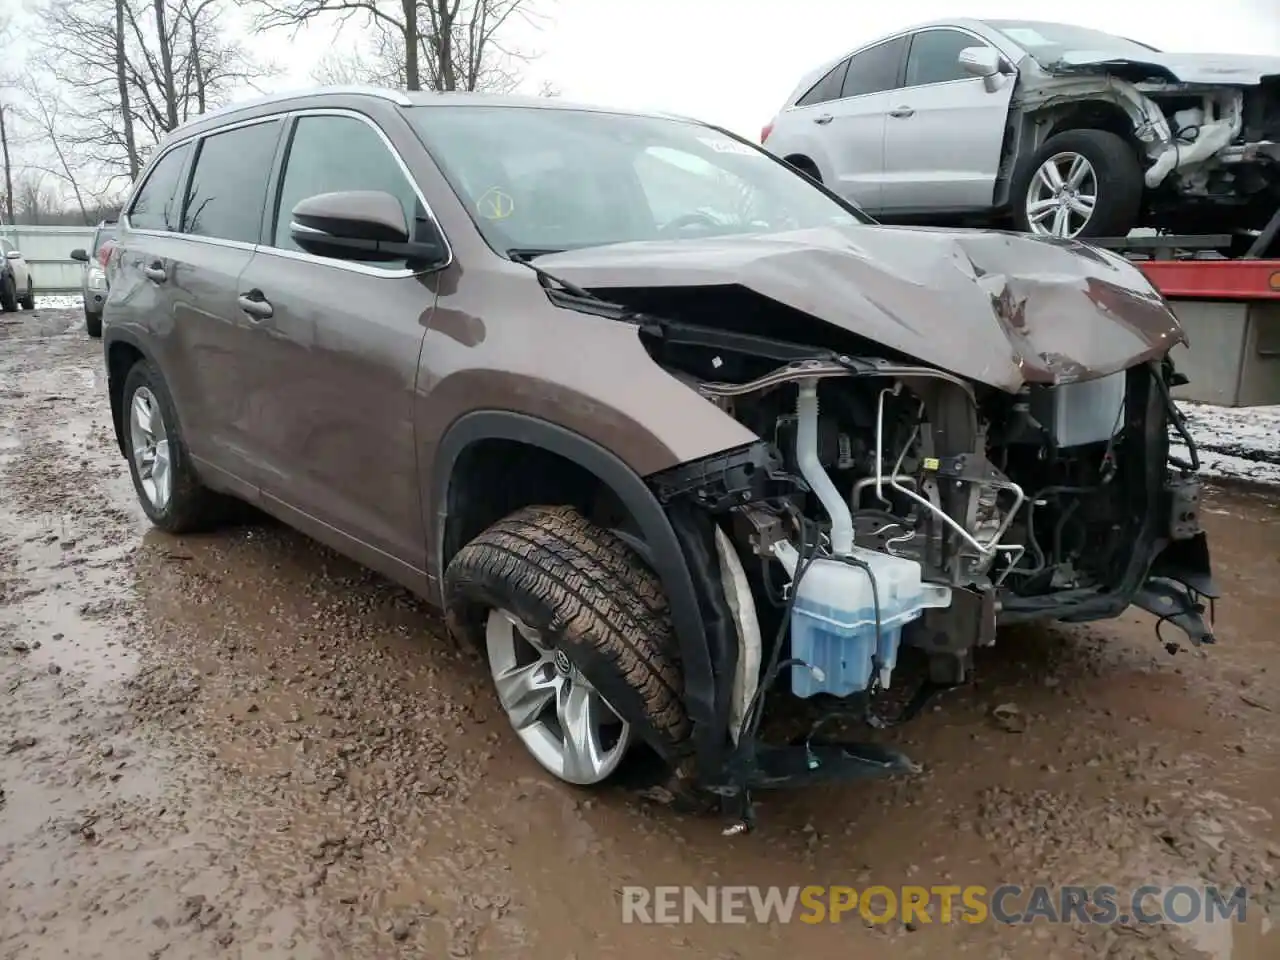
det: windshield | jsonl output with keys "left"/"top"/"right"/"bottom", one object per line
{"left": 407, "top": 105, "right": 866, "bottom": 255}
{"left": 986, "top": 20, "right": 1161, "bottom": 65}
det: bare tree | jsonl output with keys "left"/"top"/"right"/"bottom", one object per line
{"left": 18, "top": 72, "right": 96, "bottom": 223}
{"left": 249, "top": 0, "right": 545, "bottom": 93}
{"left": 32, "top": 0, "right": 274, "bottom": 194}
{"left": 0, "top": 12, "right": 18, "bottom": 224}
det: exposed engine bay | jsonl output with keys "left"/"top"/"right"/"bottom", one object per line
{"left": 641, "top": 308, "right": 1216, "bottom": 736}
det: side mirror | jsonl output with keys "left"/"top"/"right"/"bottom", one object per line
{"left": 5, "top": 250, "right": 21, "bottom": 260}
{"left": 958, "top": 46, "right": 1001, "bottom": 78}
{"left": 290, "top": 190, "right": 446, "bottom": 266}
{"left": 70, "top": 248, "right": 89, "bottom": 262}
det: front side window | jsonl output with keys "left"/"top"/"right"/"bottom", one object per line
{"left": 796, "top": 58, "right": 850, "bottom": 107}
{"left": 408, "top": 105, "right": 866, "bottom": 256}
{"left": 182, "top": 119, "right": 282, "bottom": 243}
{"left": 906, "top": 29, "right": 990, "bottom": 87}
{"left": 270, "top": 114, "right": 422, "bottom": 270}
{"left": 128, "top": 143, "right": 191, "bottom": 232}
{"left": 841, "top": 37, "right": 907, "bottom": 98}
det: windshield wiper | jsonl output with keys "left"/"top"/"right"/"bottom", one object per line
{"left": 507, "top": 247, "right": 605, "bottom": 303}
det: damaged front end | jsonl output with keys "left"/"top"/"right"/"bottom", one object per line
{"left": 641, "top": 323, "right": 1217, "bottom": 826}
{"left": 1010, "top": 59, "right": 1280, "bottom": 232}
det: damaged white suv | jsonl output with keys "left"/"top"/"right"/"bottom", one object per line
{"left": 763, "top": 18, "right": 1280, "bottom": 243}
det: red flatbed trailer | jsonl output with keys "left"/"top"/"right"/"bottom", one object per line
{"left": 1088, "top": 223, "right": 1280, "bottom": 406}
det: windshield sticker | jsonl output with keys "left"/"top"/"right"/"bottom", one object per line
{"left": 476, "top": 187, "right": 515, "bottom": 220}
{"left": 697, "top": 136, "right": 758, "bottom": 157}
{"left": 1002, "top": 27, "right": 1051, "bottom": 47}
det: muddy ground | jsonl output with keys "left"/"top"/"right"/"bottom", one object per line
{"left": 2, "top": 307, "right": 1279, "bottom": 960}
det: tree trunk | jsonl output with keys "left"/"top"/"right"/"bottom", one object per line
{"left": 191, "top": 16, "right": 207, "bottom": 112}
{"left": 116, "top": 0, "right": 140, "bottom": 180}
{"left": 0, "top": 105, "right": 13, "bottom": 226}
{"left": 153, "top": 0, "right": 179, "bottom": 130}
{"left": 403, "top": 0, "right": 419, "bottom": 90}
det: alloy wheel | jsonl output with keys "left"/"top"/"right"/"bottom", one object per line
{"left": 1025, "top": 151, "right": 1098, "bottom": 238}
{"left": 129, "top": 386, "right": 172, "bottom": 511}
{"left": 485, "top": 608, "right": 632, "bottom": 785}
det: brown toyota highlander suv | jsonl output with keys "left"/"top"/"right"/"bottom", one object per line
{"left": 101, "top": 86, "right": 1217, "bottom": 825}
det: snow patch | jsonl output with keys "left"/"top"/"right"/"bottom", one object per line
{"left": 34, "top": 294, "right": 85, "bottom": 310}
{"left": 1174, "top": 401, "right": 1280, "bottom": 487}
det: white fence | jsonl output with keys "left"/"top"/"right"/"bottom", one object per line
{"left": 0, "top": 224, "right": 97, "bottom": 295}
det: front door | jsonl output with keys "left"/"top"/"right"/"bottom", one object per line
{"left": 235, "top": 111, "right": 438, "bottom": 576}
{"left": 881, "top": 28, "right": 1015, "bottom": 214}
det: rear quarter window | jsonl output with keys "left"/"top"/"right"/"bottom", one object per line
{"left": 127, "top": 143, "right": 192, "bottom": 232}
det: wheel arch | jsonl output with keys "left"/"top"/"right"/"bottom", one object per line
{"left": 431, "top": 410, "right": 717, "bottom": 757}
{"left": 1044, "top": 99, "right": 1143, "bottom": 147}
{"left": 783, "top": 153, "right": 822, "bottom": 182}
{"left": 103, "top": 329, "right": 153, "bottom": 458}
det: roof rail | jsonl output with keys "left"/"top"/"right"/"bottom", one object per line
{"left": 295, "top": 85, "right": 413, "bottom": 106}
{"left": 167, "top": 85, "right": 413, "bottom": 137}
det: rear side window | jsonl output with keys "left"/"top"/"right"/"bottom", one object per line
{"left": 182, "top": 119, "right": 282, "bottom": 243}
{"left": 906, "top": 29, "right": 988, "bottom": 87}
{"left": 128, "top": 143, "right": 191, "bottom": 232}
{"left": 795, "top": 58, "right": 850, "bottom": 107}
{"left": 270, "top": 114, "right": 422, "bottom": 270}
{"left": 841, "top": 36, "right": 906, "bottom": 98}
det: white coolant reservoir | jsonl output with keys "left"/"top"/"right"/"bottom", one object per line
{"left": 775, "top": 543, "right": 951, "bottom": 698}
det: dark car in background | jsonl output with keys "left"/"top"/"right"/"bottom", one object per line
{"left": 70, "top": 218, "right": 118, "bottom": 337}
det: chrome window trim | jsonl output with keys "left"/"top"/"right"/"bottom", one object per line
{"left": 120, "top": 105, "right": 454, "bottom": 281}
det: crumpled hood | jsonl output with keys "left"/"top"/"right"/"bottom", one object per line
{"left": 533, "top": 224, "right": 1185, "bottom": 392}
{"left": 1049, "top": 50, "right": 1280, "bottom": 85}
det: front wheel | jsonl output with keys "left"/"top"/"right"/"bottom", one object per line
{"left": 1011, "top": 129, "right": 1144, "bottom": 239}
{"left": 444, "top": 504, "right": 690, "bottom": 786}
{"left": 0, "top": 275, "right": 15, "bottom": 312}
{"left": 85, "top": 310, "right": 103, "bottom": 338}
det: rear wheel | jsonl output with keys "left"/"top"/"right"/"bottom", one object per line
{"left": 18, "top": 280, "right": 34, "bottom": 311}
{"left": 1012, "top": 129, "right": 1143, "bottom": 239}
{"left": 121, "top": 359, "right": 226, "bottom": 533}
{"left": 85, "top": 310, "right": 103, "bottom": 338}
{"left": 444, "top": 504, "right": 690, "bottom": 786}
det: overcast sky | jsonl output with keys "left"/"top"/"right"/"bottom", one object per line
{"left": 237, "top": 0, "right": 1280, "bottom": 138}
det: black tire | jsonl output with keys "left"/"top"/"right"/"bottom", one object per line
{"left": 121, "top": 358, "right": 226, "bottom": 534}
{"left": 444, "top": 504, "right": 691, "bottom": 765}
{"left": 18, "top": 280, "right": 34, "bottom": 311}
{"left": 85, "top": 309, "right": 103, "bottom": 338}
{"left": 1011, "top": 129, "right": 1143, "bottom": 239}
{"left": 0, "top": 274, "right": 15, "bottom": 312}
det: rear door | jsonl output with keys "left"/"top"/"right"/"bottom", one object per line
{"left": 821, "top": 36, "right": 909, "bottom": 213}
{"left": 165, "top": 116, "right": 286, "bottom": 491}
{"left": 880, "top": 27, "right": 1015, "bottom": 214}
{"left": 234, "top": 110, "right": 439, "bottom": 576}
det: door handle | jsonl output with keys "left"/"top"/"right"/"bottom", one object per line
{"left": 237, "top": 291, "right": 274, "bottom": 321}
{"left": 813, "top": 113, "right": 834, "bottom": 125}
{"left": 888, "top": 106, "right": 915, "bottom": 118}
{"left": 143, "top": 262, "right": 166, "bottom": 283}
